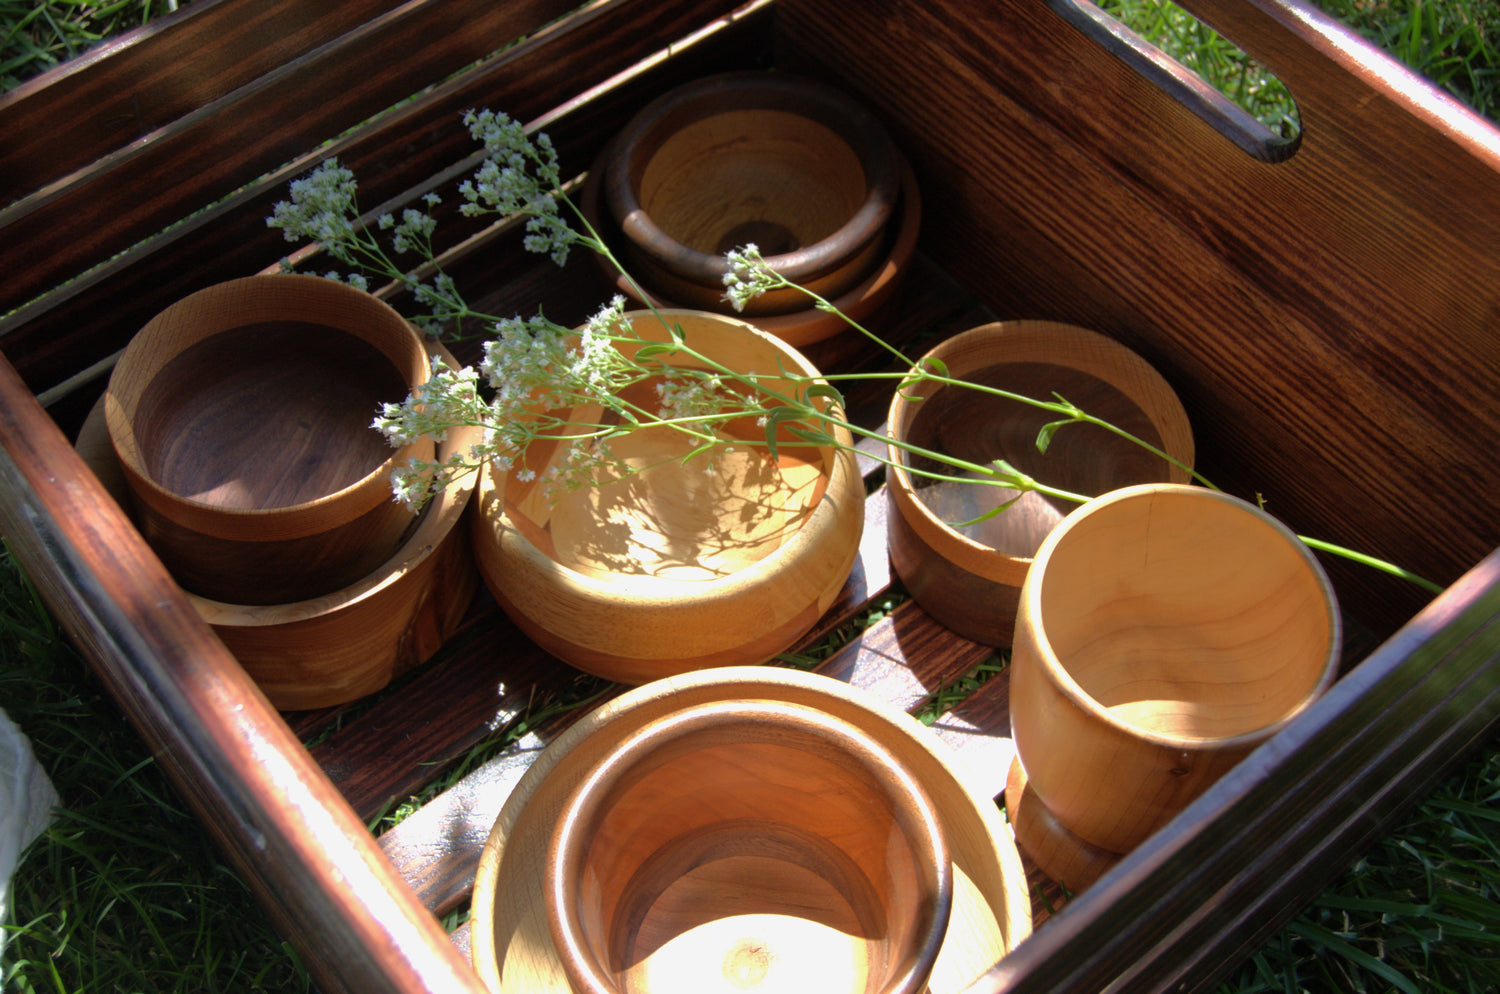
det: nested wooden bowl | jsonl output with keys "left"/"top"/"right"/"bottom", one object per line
{"left": 581, "top": 146, "right": 922, "bottom": 348}
{"left": 78, "top": 343, "right": 480, "bottom": 711}
{"left": 104, "top": 274, "right": 434, "bottom": 604}
{"left": 470, "top": 666, "right": 1032, "bottom": 994}
{"left": 603, "top": 71, "right": 901, "bottom": 317}
{"left": 546, "top": 697, "right": 951, "bottom": 994}
{"left": 1009, "top": 484, "right": 1341, "bottom": 857}
{"left": 886, "top": 321, "right": 1194, "bottom": 646}
{"left": 471, "top": 311, "right": 864, "bottom": 684}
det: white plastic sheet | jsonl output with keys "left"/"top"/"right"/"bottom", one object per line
{"left": 0, "top": 706, "right": 58, "bottom": 958}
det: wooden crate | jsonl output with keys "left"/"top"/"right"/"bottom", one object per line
{"left": 2, "top": 0, "right": 1499, "bottom": 991}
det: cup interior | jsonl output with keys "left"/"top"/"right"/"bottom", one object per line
{"left": 1035, "top": 487, "right": 1338, "bottom": 741}
{"left": 548, "top": 699, "right": 950, "bottom": 994}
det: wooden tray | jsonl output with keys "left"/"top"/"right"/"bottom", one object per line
{"left": 2, "top": 1, "right": 1498, "bottom": 992}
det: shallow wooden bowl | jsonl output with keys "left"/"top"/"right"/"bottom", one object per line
{"left": 471, "top": 311, "right": 864, "bottom": 684}
{"left": 885, "top": 321, "right": 1194, "bottom": 645}
{"left": 104, "top": 274, "right": 434, "bottom": 604}
{"left": 78, "top": 342, "right": 480, "bottom": 711}
{"left": 581, "top": 147, "right": 922, "bottom": 348}
{"left": 470, "top": 666, "right": 1032, "bottom": 994}
{"left": 546, "top": 697, "right": 951, "bottom": 994}
{"left": 1009, "top": 483, "right": 1342, "bottom": 856}
{"left": 603, "top": 71, "right": 901, "bottom": 316}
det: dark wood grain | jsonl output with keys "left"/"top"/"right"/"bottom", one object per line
{"left": 0, "top": 352, "right": 487, "bottom": 994}
{"left": 775, "top": 0, "right": 1500, "bottom": 639}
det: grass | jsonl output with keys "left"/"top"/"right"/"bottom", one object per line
{"left": 1, "top": 0, "right": 1498, "bottom": 991}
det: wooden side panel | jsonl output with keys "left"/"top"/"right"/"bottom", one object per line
{"left": 774, "top": 0, "right": 1500, "bottom": 637}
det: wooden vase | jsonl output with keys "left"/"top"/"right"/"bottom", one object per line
{"left": 604, "top": 71, "right": 901, "bottom": 316}
{"left": 1009, "top": 483, "right": 1341, "bottom": 858}
{"left": 471, "top": 310, "right": 864, "bottom": 684}
{"left": 470, "top": 666, "right": 1032, "bottom": 994}
{"left": 104, "top": 274, "right": 433, "bottom": 604}
{"left": 885, "top": 321, "right": 1194, "bottom": 645}
{"left": 546, "top": 697, "right": 952, "bottom": 994}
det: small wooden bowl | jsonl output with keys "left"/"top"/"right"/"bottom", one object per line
{"left": 885, "top": 322, "right": 1194, "bottom": 645}
{"left": 105, "top": 274, "right": 434, "bottom": 604}
{"left": 471, "top": 311, "right": 864, "bottom": 684}
{"left": 78, "top": 343, "right": 481, "bottom": 711}
{"left": 604, "top": 71, "right": 901, "bottom": 316}
{"left": 470, "top": 666, "right": 1032, "bottom": 994}
{"left": 1009, "top": 483, "right": 1342, "bottom": 855}
{"left": 580, "top": 145, "right": 922, "bottom": 348}
{"left": 546, "top": 697, "right": 952, "bottom": 994}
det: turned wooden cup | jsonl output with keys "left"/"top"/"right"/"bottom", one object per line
{"left": 105, "top": 274, "right": 433, "bottom": 604}
{"left": 472, "top": 310, "right": 864, "bottom": 684}
{"left": 1009, "top": 483, "right": 1341, "bottom": 857}
{"left": 604, "top": 71, "right": 901, "bottom": 316}
{"left": 886, "top": 321, "right": 1194, "bottom": 645}
{"left": 546, "top": 698, "right": 952, "bottom": 994}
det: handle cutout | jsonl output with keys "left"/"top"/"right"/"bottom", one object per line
{"left": 1051, "top": 0, "right": 1301, "bottom": 162}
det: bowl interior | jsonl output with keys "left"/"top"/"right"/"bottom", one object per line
{"left": 1035, "top": 488, "right": 1338, "bottom": 741}
{"left": 134, "top": 320, "right": 407, "bottom": 510}
{"left": 500, "top": 313, "right": 835, "bottom": 584}
{"left": 551, "top": 699, "right": 948, "bottom": 994}
{"left": 637, "top": 109, "right": 868, "bottom": 258}
{"left": 902, "top": 361, "right": 1169, "bottom": 558}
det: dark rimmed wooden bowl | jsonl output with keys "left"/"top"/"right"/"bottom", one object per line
{"left": 104, "top": 274, "right": 433, "bottom": 604}
{"left": 885, "top": 321, "right": 1195, "bottom": 645}
{"left": 603, "top": 71, "right": 901, "bottom": 316}
{"left": 546, "top": 696, "right": 952, "bottom": 994}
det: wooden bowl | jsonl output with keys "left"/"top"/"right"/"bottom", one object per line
{"left": 885, "top": 322, "right": 1194, "bottom": 645}
{"left": 580, "top": 145, "right": 922, "bottom": 348}
{"left": 471, "top": 311, "right": 864, "bottom": 683}
{"left": 104, "top": 274, "right": 434, "bottom": 604}
{"left": 546, "top": 697, "right": 951, "bottom": 994}
{"left": 1009, "top": 483, "right": 1342, "bottom": 855}
{"left": 470, "top": 666, "right": 1032, "bottom": 994}
{"left": 77, "top": 342, "right": 481, "bottom": 711}
{"left": 603, "top": 71, "right": 901, "bottom": 317}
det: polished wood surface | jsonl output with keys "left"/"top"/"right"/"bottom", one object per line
{"left": 1, "top": 1, "right": 1499, "bottom": 993}
{"left": 103, "top": 274, "right": 432, "bottom": 604}
{"left": 471, "top": 311, "right": 865, "bottom": 683}
{"left": 886, "top": 321, "right": 1193, "bottom": 645}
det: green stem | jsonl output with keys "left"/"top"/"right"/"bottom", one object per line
{"left": 1296, "top": 536, "right": 1444, "bottom": 594}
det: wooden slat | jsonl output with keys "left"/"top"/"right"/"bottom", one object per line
{"left": 1, "top": 0, "right": 767, "bottom": 396}
{"left": 0, "top": 0, "right": 410, "bottom": 200}
{"left": 774, "top": 0, "right": 1500, "bottom": 639}
{"left": 0, "top": 351, "right": 487, "bottom": 994}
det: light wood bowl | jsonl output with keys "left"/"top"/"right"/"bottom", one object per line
{"left": 104, "top": 274, "right": 434, "bottom": 604}
{"left": 471, "top": 311, "right": 864, "bottom": 684}
{"left": 581, "top": 146, "right": 922, "bottom": 348}
{"left": 603, "top": 71, "right": 901, "bottom": 316}
{"left": 886, "top": 322, "right": 1194, "bottom": 645}
{"left": 470, "top": 666, "right": 1032, "bottom": 994}
{"left": 78, "top": 342, "right": 480, "bottom": 711}
{"left": 1009, "top": 483, "right": 1342, "bottom": 856}
{"left": 546, "top": 697, "right": 951, "bottom": 994}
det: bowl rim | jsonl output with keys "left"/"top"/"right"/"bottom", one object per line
{"left": 603, "top": 70, "right": 902, "bottom": 287}
{"left": 1020, "top": 482, "right": 1344, "bottom": 751}
{"left": 884, "top": 321, "right": 1197, "bottom": 580}
{"left": 544, "top": 696, "right": 953, "bottom": 994}
{"left": 104, "top": 273, "right": 431, "bottom": 541}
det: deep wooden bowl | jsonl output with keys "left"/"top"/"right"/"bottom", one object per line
{"left": 603, "top": 71, "right": 901, "bottom": 316}
{"left": 885, "top": 321, "right": 1194, "bottom": 645}
{"left": 104, "top": 274, "right": 433, "bottom": 604}
{"left": 581, "top": 147, "right": 922, "bottom": 348}
{"left": 471, "top": 311, "right": 864, "bottom": 683}
{"left": 77, "top": 342, "right": 480, "bottom": 711}
{"left": 546, "top": 697, "right": 951, "bottom": 994}
{"left": 470, "top": 666, "right": 1032, "bottom": 994}
{"left": 1009, "top": 484, "right": 1342, "bottom": 856}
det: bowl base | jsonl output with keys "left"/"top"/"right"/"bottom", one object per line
{"left": 1004, "top": 757, "right": 1121, "bottom": 895}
